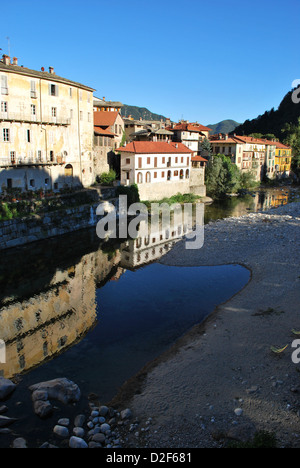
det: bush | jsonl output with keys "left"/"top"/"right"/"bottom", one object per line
{"left": 116, "top": 184, "right": 140, "bottom": 205}
{"left": 97, "top": 170, "right": 116, "bottom": 186}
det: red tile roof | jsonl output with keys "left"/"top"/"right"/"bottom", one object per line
{"left": 116, "top": 141, "right": 193, "bottom": 154}
{"left": 169, "top": 122, "right": 212, "bottom": 133}
{"left": 191, "top": 155, "right": 208, "bottom": 162}
{"left": 94, "top": 126, "right": 116, "bottom": 136}
{"left": 94, "top": 111, "right": 119, "bottom": 126}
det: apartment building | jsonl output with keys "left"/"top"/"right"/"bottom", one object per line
{"left": 0, "top": 55, "right": 95, "bottom": 192}
{"left": 209, "top": 134, "right": 277, "bottom": 181}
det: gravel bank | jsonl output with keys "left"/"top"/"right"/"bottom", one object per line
{"left": 113, "top": 201, "right": 300, "bottom": 448}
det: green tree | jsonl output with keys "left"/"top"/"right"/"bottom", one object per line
{"left": 282, "top": 117, "right": 300, "bottom": 179}
{"left": 205, "top": 154, "right": 240, "bottom": 198}
{"left": 200, "top": 137, "right": 212, "bottom": 158}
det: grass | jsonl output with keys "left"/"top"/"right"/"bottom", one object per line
{"left": 142, "top": 193, "right": 203, "bottom": 209}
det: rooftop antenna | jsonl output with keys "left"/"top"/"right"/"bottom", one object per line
{"left": 6, "top": 37, "right": 10, "bottom": 57}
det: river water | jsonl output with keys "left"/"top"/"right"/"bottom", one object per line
{"left": 0, "top": 186, "right": 298, "bottom": 445}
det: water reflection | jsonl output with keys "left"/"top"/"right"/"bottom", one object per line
{"left": 0, "top": 187, "right": 297, "bottom": 390}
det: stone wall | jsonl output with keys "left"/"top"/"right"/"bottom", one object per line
{"left": 138, "top": 180, "right": 191, "bottom": 201}
{"left": 0, "top": 200, "right": 119, "bottom": 251}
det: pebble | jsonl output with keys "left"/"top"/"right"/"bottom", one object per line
{"left": 234, "top": 408, "right": 243, "bottom": 416}
{"left": 53, "top": 425, "right": 69, "bottom": 438}
{"left": 69, "top": 436, "right": 88, "bottom": 449}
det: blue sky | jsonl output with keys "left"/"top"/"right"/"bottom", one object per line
{"left": 2, "top": 0, "right": 300, "bottom": 125}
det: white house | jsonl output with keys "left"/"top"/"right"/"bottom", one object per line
{"left": 116, "top": 140, "right": 206, "bottom": 200}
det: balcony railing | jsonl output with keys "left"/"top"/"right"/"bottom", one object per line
{"left": 0, "top": 155, "right": 65, "bottom": 167}
{"left": 0, "top": 112, "right": 70, "bottom": 126}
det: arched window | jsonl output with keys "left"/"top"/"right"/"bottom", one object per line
{"left": 137, "top": 172, "right": 143, "bottom": 184}
{"left": 146, "top": 171, "right": 151, "bottom": 183}
{"left": 167, "top": 170, "right": 171, "bottom": 181}
{"left": 186, "top": 169, "right": 190, "bottom": 179}
{"left": 65, "top": 164, "right": 73, "bottom": 177}
{"left": 180, "top": 169, "right": 184, "bottom": 179}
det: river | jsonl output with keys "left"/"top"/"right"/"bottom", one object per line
{"left": 0, "top": 185, "right": 298, "bottom": 446}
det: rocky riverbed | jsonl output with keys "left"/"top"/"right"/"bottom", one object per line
{"left": 0, "top": 200, "right": 300, "bottom": 448}
{"left": 110, "top": 200, "right": 300, "bottom": 448}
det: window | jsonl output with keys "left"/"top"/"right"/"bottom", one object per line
{"left": 64, "top": 164, "right": 73, "bottom": 177}
{"left": 146, "top": 172, "right": 151, "bottom": 183}
{"left": 147, "top": 157, "right": 151, "bottom": 165}
{"left": 161, "top": 171, "right": 165, "bottom": 178}
{"left": 49, "top": 83, "right": 58, "bottom": 96}
{"left": 31, "top": 104, "right": 36, "bottom": 115}
{"left": 51, "top": 107, "right": 57, "bottom": 117}
{"left": 126, "top": 158, "right": 130, "bottom": 165}
{"left": 27, "top": 130, "right": 31, "bottom": 143}
{"left": 137, "top": 172, "right": 143, "bottom": 184}
{"left": 10, "top": 151, "right": 16, "bottom": 163}
{"left": 50, "top": 151, "right": 54, "bottom": 162}
{"left": 162, "top": 157, "right": 165, "bottom": 164}
{"left": 3, "top": 128, "right": 10, "bottom": 141}
{"left": 1, "top": 76, "right": 8, "bottom": 95}
{"left": 45, "top": 178, "right": 49, "bottom": 186}
{"left": 29, "top": 179, "right": 35, "bottom": 188}
{"left": 1, "top": 101, "right": 7, "bottom": 112}
{"left": 7, "top": 178, "right": 12, "bottom": 189}
{"left": 38, "top": 150, "right": 42, "bottom": 161}
{"left": 79, "top": 90, "right": 82, "bottom": 101}
{"left": 154, "top": 157, "right": 157, "bottom": 168}
{"left": 154, "top": 172, "right": 157, "bottom": 178}
{"left": 69, "top": 88, "right": 73, "bottom": 98}
{"left": 30, "top": 81, "right": 37, "bottom": 98}
{"left": 138, "top": 157, "right": 142, "bottom": 169}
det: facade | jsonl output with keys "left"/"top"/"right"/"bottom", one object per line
{"left": 116, "top": 140, "right": 206, "bottom": 200}
{"left": 209, "top": 134, "right": 277, "bottom": 181}
{"left": 0, "top": 55, "right": 95, "bottom": 192}
{"left": 274, "top": 141, "right": 292, "bottom": 177}
{"left": 167, "top": 121, "right": 212, "bottom": 155}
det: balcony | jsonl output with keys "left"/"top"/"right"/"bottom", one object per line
{"left": 0, "top": 112, "right": 70, "bottom": 126}
{"left": 0, "top": 155, "right": 65, "bottom": 168}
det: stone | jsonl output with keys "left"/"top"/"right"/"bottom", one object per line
{"left": 99, "top": 405, "right": 109, "bottom": 417}
{"left": 234, "top": 408, "right": 243, "bottom": 416}
{"left": 69, "top": 436, "right": 88, "bottom": 449}
{"left": 39, "top": 442, "right": 58, "bottom": 448}
{"left": 12, "top": 437, "right": 27, "bottom": 448}
{"left": 74, "top": 414, "right": 86, "bottom": 427}
{"left": 91, "top": 432, "right": 106, "bottom": 444}
{"left": 0, "top": 415, "right": 18, "bottom": 427}
{"left": 73, "top": 427, "right": 85, "bottom": 438}
{"left": 29, "top": 378, "right": 81, "bottom": 405}
{"left": 120, "top": 408, "right": 132, "bottom": 420}
{"left": 100, "top": 423, "right": 111, "bottom": 433}
{"left": 32, "top": 390, "right": 49, "bottom": 402}
{"left": 0, "top": 377, "right": 16, "bottom": 400}
{"left": 57, "top": 418, "right": 70, "bottom": 427}
{"left": 33, "top": 400, "right": 53, "bottom": 419}
{"left": 53, "top": 425, "right": 69, "bottom": 438}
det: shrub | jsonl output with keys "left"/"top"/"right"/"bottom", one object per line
{"left": 116, "top": 184, "right": 140, "bottom": 205}
{"left": 97, "top": 170, "right": 116, "bottom": 186}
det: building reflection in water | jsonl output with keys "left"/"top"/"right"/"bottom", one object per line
{"left": 0, "top": 231, "right": 121, "bottom": 380}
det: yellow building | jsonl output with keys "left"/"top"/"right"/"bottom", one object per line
{"left": 274, "top": 141, "right": 292, "bottom": 176}
{"left": 0, "top": 54, "right": 95, "bottom": 192}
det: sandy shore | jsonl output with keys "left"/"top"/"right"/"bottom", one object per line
{"left": 111, "top": 201, "right": 300, "bottom": 448}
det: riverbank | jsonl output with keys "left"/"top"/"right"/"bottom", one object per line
{"left": 111, "top": 200, "right": 300, "bottom": 448}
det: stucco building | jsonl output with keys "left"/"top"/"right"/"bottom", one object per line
{"left": 116, "top": 140, "right": 206, "bottom": 200}
{"left": 0, "top": 55, "right": 95, "bottom": 193}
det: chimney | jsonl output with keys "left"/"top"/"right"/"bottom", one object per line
{"left": 103, "top": 96, "right": 105, "bottom": 101}
{"left": 225, "top": 134, "right": 228, "bottom": 140}
{"left": 12, "top": 57, "right": 18, "bottom": 66}
{"left": 49, "top": 66, "right": 54, "bottom": 74}
{"left": 2, "top": 55, "right": 10, "bottom": 65}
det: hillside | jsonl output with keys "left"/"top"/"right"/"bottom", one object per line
{"left": 206, "top": 119, "right": 240, "bottom": 135}
{"left": 121, "top": 104, "right": 167, "bottom": 121}
{"left": 233, "top": 86, "right": 300, "bottom": 139}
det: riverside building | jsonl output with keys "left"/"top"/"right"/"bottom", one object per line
{"left": 0, "top": 55, "right": 95, "bottom": 193}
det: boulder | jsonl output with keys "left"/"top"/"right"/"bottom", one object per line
{"left": 29, "top": 378, "right": 81, "bottom": 405}
{"left": 0, "top": 377, "right": 16, "bottom": 400}
{"left": 69, "top": 436, "right": 88, "bottom": 449}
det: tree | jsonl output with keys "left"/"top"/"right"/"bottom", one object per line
{"left": 282, "top": 117, "right": 300, "bottom": 179}
{"left": 200, "top": 137, "right": 212, "bottom": 159}
{"left": 205, "top": 154, "right": 240, "bottom": 198}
